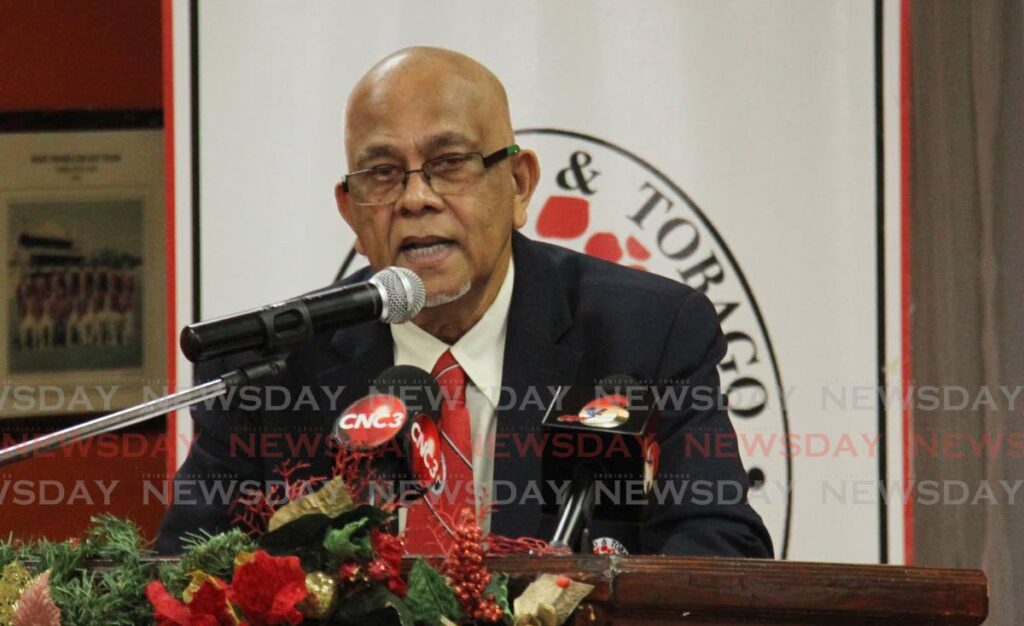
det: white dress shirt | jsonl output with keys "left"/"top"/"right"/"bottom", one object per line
{"left": 391, "top": 259, "right": 514, "bottom": 533}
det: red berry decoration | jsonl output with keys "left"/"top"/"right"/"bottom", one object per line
{"left": 556, "top": 576, "right": 572, "bottom": 589}
{"left": 338, "top": 562, "right": 362, "bottom": 583}
{"left": 367, "top": 559, "right": 393, "bottom": 582}
{"left": 442, "top": 509, "right": 504, "bottom": 623}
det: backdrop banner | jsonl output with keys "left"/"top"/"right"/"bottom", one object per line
{"left": 180, "top": 0, "right": 904, "bottom": 563}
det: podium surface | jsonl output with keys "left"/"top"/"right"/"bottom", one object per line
{"left": 480, "top": 555, "right": 988, "bottom": 625}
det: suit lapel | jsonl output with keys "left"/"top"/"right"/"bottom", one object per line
{"left": 491, "top": 232, "right": 581, "bottom": 539}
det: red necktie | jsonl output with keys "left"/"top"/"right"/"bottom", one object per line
{"left": 404, "top": 350, "right": 476, "bottom": 554}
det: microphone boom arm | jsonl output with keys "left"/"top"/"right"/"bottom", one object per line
{"left": 0, "top": 357, "right": 288, "bottom": 469}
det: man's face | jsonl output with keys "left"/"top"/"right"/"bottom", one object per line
{"left": 336, "top": 67, "right": 531, "bottom": 308}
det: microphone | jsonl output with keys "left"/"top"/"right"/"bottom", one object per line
{"left": 180, "top": 266, "right": 426, "bottom": 362}
{"left": 541, "top": 376, "right": 661, "bottom": 551}
{"left": 332, "top": 365, "right": 445, "bottom": 498}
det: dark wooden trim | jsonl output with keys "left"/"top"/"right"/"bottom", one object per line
{"left": 484, "top": 555, "right": 987, "bottom": 625}
{"left": 0, "top": 110, "right": 163, "bottom": 132}
{"left": 136, "top": 555, "right": 987, "bottom": 624}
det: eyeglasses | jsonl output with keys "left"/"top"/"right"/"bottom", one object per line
{"left": 341, "top": 144, "right": 520, "bottom": 206}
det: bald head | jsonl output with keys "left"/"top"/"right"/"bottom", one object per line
{"left": 344, "top": 47, "right": 514, "bottom": 162}
{"left": 335, "top": 47, "right": 540, "bottom": 342}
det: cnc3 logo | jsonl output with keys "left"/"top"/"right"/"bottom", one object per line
{"left": 518, "top": 128, "right": 792, "bottom": 557}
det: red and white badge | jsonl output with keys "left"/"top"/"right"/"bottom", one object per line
{"left": 556, "top": 394, "right": 630, "bottom": 428}
{"left": 592, "top": 536, "right": 629, "bottom": 555}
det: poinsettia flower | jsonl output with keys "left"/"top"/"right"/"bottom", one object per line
{"left": 146, "top": 579, "right": 238, "bottom": 626}
{"left": 228, "top": 551, "right": 307, "bottom": 626}
{"left": 191, "top": 578, "right": 241, "bottom": 625}
{"left": 370, "top": 529, "right": 403, "bottom": 566}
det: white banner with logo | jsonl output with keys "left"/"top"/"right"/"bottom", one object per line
{"left": 174, "top": 0, "right": 905, "bottom": 563}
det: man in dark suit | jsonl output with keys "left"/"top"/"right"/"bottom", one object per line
{"left": 157, "top": 47, "right": 772, "bottom": 558}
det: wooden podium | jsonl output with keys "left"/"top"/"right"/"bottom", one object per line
{"left": 482, "top": 555, "right": 988, "bottom": 625}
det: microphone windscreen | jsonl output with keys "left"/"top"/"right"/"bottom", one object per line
{"left": 370, "top": 267, "right": 426, "bottom": 323}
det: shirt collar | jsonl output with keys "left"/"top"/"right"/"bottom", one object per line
{"left": 391, "top": 256, "right": 514, "bottom": 407}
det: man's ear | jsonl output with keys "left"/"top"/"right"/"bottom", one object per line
{"left": 335, "top": 182, "right": 366, "bottom": 255}
{"left": 511, "top": 149, "right": 540, "bottom": 229}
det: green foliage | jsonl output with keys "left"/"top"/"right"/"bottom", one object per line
{"left": 12, "top": 515, "right": 156, "bottom": 626}
{"left": 1, "top": 508, "right": 536, "bottom": 626}
{"left": 323, "top": 518, "right": 373, "bottom": 565}
{"left": 50, "top": 561, "right": 152, "bottom": 626}
{"left": 0, "top": 534, "right": 16, "bottom": 569}
{"left": 158, "top": 528, "right": 256, "bottom": 597}
{"left": 405, "top": 558, "right": 464, "bottom": 626}
{"left": 83, "top": 514, "right": 145, "bottom": 560}
{"left": 30, "top": 539, "right": 88, "bottom": 582}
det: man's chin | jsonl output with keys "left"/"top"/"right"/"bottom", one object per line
{"left": 424, "top": 280, "right": 472, "bottom": 308}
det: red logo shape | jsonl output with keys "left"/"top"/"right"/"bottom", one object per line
{"left": 409, "top": 413, "right": 443, "bottom": 490}
{"left": 584, "top": 232, "right": 623, "bottom": 263}
{"left": 537, "top": 195, "right": 651, "bottom": 272}
{"left": 334, "top": 394, "right": 407, "bottom": 450}
{"left": 537, "top": 196, "right": 590, "bottom": 239}
{"left": 626, "top": 236, "right": 650, "bottom": 260}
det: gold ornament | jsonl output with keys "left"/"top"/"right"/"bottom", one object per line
{"left": 297, "top": 571, "right": 337, "bottom": 620}
{"left": 0, "top": 561, "right": 33, "bottom": 626}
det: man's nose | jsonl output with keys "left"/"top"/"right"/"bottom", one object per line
{"left": 394, "top": 169, "right": 442, "bottom": 214}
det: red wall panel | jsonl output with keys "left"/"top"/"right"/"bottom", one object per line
{"left": 0, "top": 0, "right": 162, "bottom": 111}
{"left": 0, "top": 0, "right": 167, "bottom": 541}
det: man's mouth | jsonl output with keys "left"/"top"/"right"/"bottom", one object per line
{"left": 398, "top": 236, "right": 456, "bottom": 261}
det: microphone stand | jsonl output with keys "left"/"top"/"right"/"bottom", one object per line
{"left": 550, "top": 463, "right": 598, "bottom": 552}
{"left": 0, "top": 358, "right": 287, "bottom": 469}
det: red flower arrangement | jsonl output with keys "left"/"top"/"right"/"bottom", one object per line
{"left": 146, "top": 577, "right": 236, "bottom": 626}
{"left": 142, "top": 454, "right": 590, "bottom": 625}
{"left": 228, "top": 552, "right": 308, "bottom": 626}
{"left": 370, "top": 528, "right": 407, "bottom": 597}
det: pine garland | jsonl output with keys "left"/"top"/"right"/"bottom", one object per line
{"left": 0, "top": 514, "right": 154, "bottom": 626}
{"left": 157, "top": 528, "right": 256, "bottom": 597}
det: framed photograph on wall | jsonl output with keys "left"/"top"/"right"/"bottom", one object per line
{"left": 0, "top": 129, "right": 166, "bottom": 418}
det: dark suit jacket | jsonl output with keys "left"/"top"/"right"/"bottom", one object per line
{"left": 156, "top": 232, "right": 773, "bottom": 558}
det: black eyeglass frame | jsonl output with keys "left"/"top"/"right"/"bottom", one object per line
{"left": 340, "top": 144, "right": 521, "bottom": 203}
